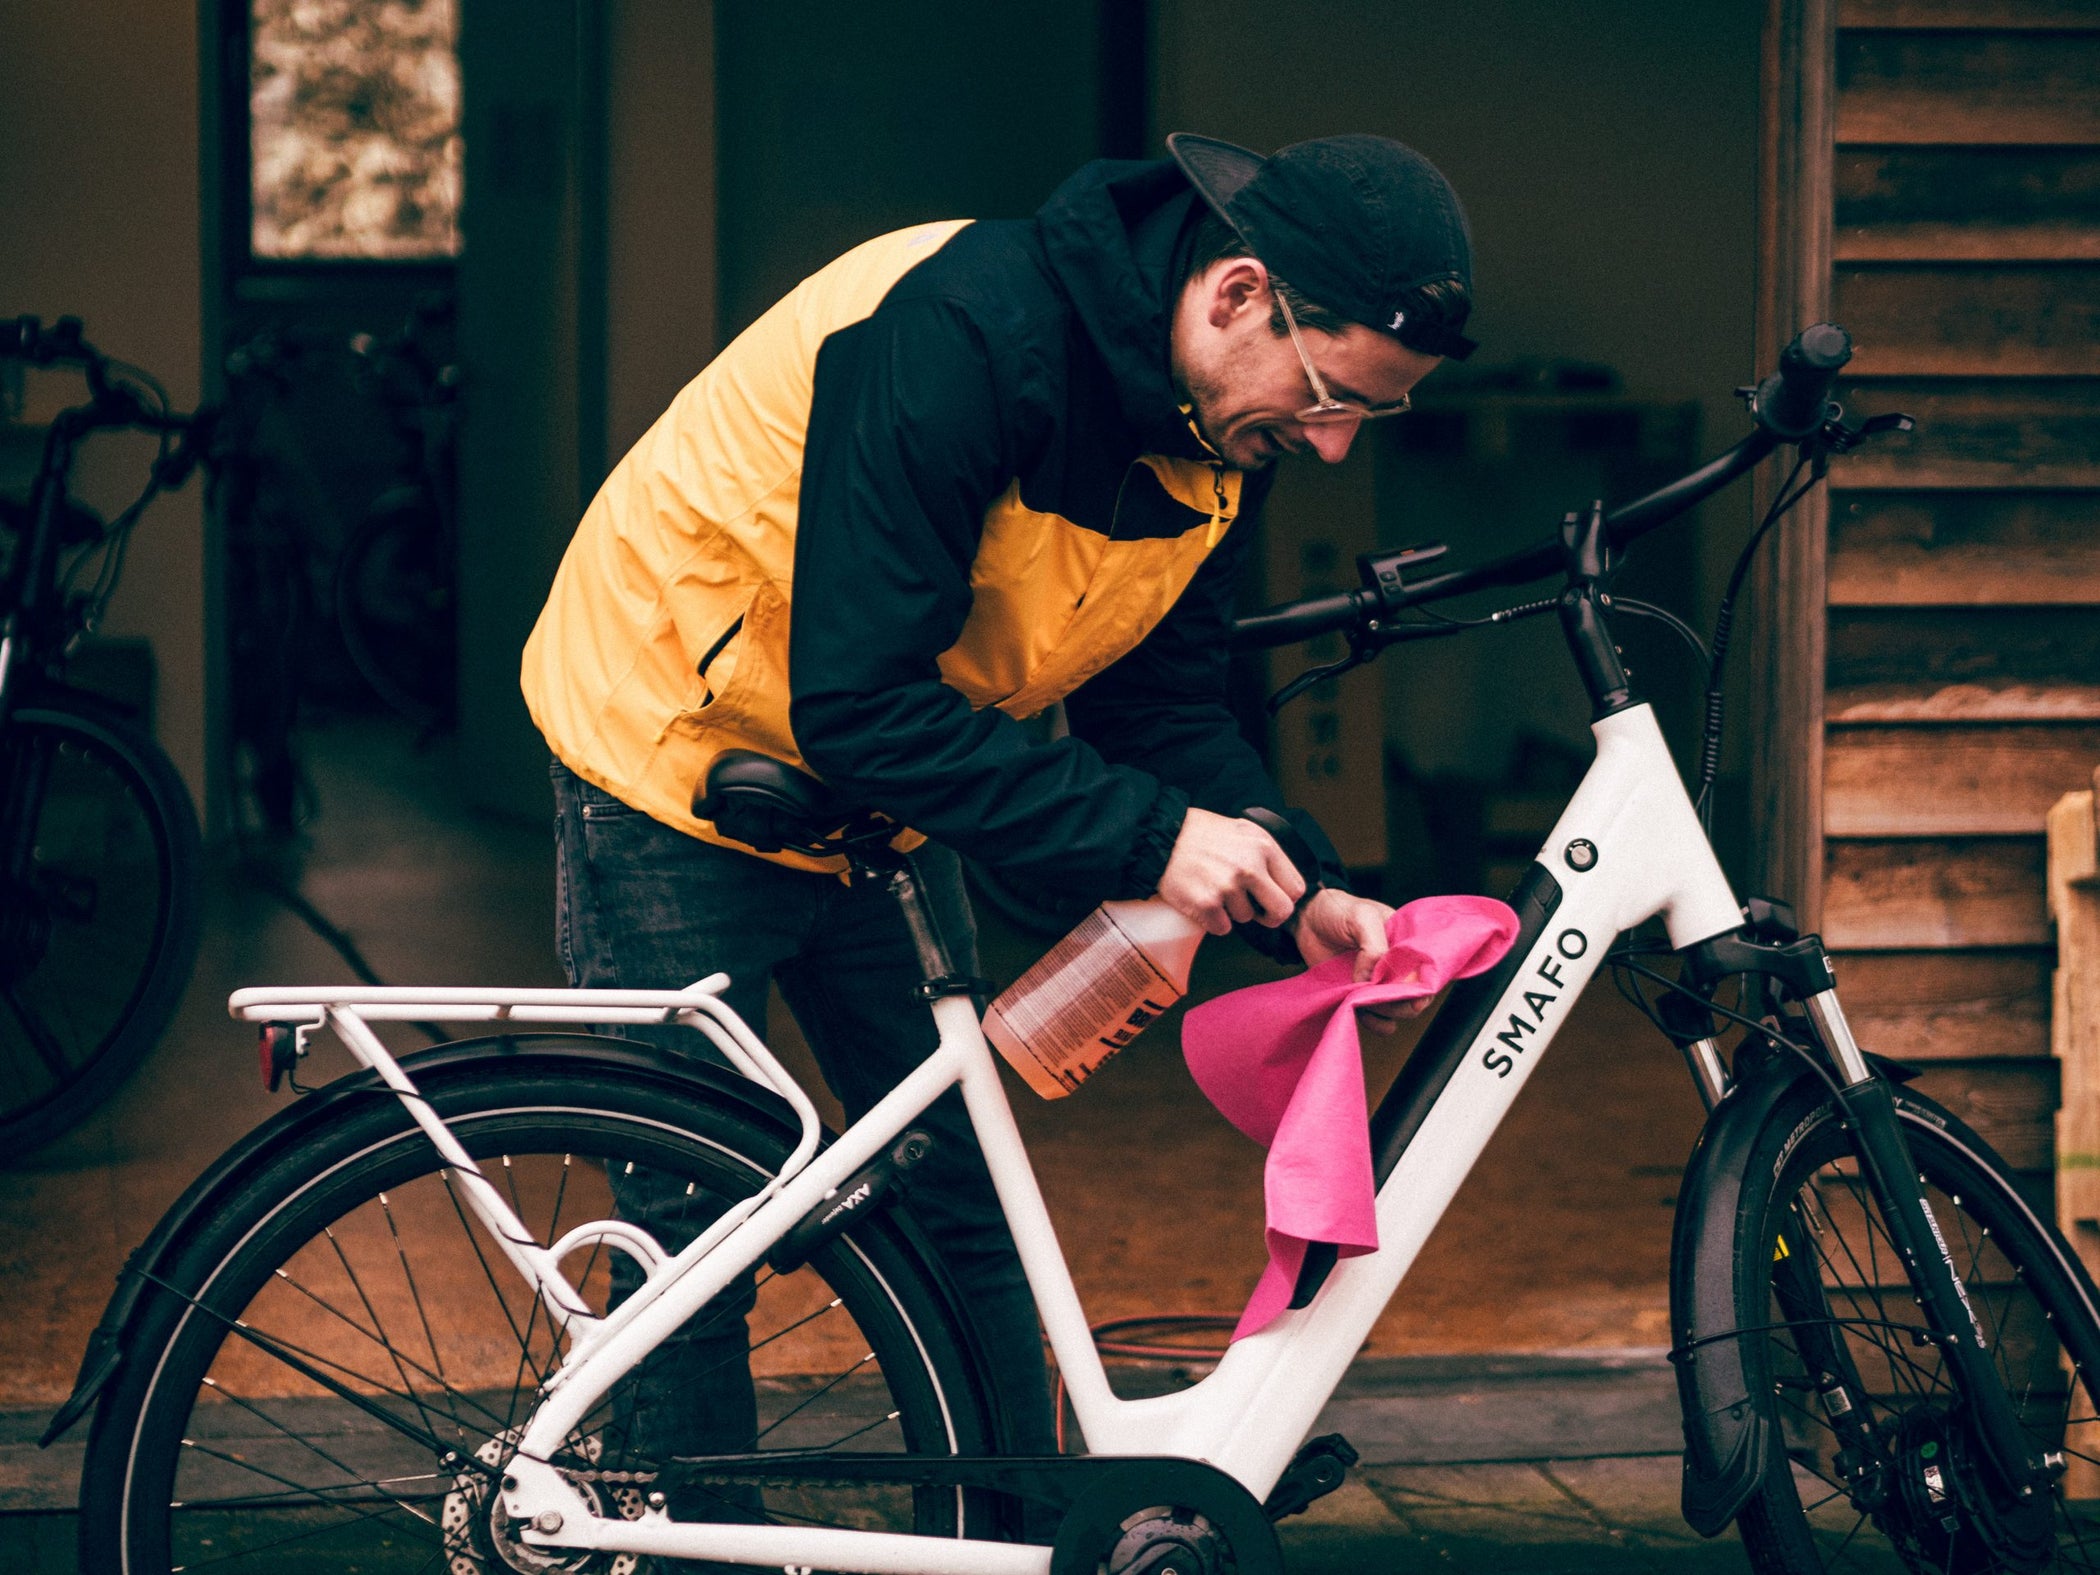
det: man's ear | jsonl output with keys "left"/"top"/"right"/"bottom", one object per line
{"left": 1204, "top": 257, "right": 1269, "bottom": 331}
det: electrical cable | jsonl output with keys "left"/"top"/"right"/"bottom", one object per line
{"left": 1693, "top": 451, "right": 1820, "bottom": 833}
{"left": 1607, "top": 950, "right": 1850, "bottom": 1105}
{"left": 1606, "top": 597, "right": 1710, "bottom": 678}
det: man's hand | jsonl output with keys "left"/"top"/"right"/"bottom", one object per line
{"left": 1157, "top": 808, "right": 1305, "bottom": 936}
{"left": 1293, "top": 888, "right": 1429, "bottom": 1035}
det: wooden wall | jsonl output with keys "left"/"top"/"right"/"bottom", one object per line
{"left": 1799, "top": 0, "right": 2100, "bottom": 1176}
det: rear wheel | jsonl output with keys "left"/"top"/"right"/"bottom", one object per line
{"left": 1732, "top": 1082, "right": 2100, "bottom": 1572}
{"left": 79, "top": 1052, "right": 1004, "bottom": 1572}
{"left": 0, "top": 698, "right": 200, "bottom": 1156}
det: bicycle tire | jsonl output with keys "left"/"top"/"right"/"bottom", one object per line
{"left": 78, "top": 1046, "right": 1006, "bottom": 1573}
{"left": 1728, "top": 1077, "right": 2100, "bottom": 1572}
{"left": 333, "top": 490, "right": 455, "bottom": 730}
{"left": 0, "top": 698, "right": 201, "bottom": 1156}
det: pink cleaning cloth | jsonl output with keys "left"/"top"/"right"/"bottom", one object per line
{"left": 1183, "top": 896, "right": 1519, "bottom": 1339}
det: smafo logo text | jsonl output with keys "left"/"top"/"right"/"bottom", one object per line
{"left": 1480, "top": 928, "right": 1586, "bottom": 1078}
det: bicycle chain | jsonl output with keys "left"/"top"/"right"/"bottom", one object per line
{"left": 563, "top": 1468, "right": 659, "bottom": 1487}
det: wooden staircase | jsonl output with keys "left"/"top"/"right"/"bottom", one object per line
{"left": 1795, "top": 0, "right": 2100, "bottom": 1175}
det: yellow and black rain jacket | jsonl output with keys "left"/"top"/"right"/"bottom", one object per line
{"left": 524, "top": 158, "right": 1344, "bottom": 908}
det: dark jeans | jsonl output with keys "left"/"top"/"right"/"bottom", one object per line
{"left": 550, "top": 759, "right": 1056, "bottom": 1475}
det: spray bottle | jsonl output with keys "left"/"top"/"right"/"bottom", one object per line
{"left": 983, "top": 808, "right": 1321, "bottom": 1098}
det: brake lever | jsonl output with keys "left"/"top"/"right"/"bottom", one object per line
{"left": 1820, "top": 407, "right": 1915, "bottom": 453}
{"left": 1265, "top": 648, "right": 1369, "bottom": 714}
{"left": 1263, "top": 615, "right": 1465, "bottom": 714}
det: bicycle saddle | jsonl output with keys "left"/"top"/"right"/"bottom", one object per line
{"left": 692, "top": 750, "right": 853, "bottom": 853}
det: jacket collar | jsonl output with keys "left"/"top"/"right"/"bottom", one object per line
{"left": 1035, "top": 159, "right": 1215, "bottom": 463}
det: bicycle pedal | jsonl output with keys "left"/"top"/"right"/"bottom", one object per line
{"left": 1261, "top": 1432, "right": 1358, "bottom": 1521}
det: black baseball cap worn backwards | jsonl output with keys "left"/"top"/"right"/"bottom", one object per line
{"left": 1168, "top": 131, "right": 1478, "bottom": 361}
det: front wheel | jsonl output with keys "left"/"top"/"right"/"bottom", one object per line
{"left": 1731, "top": 1080, "right": 2100, "bottom": 1572}
{"left": 78, "top": 1045, "right": 1006, "bottom": 1572}
{"left": 0, "top": 698, "right": 202, "bottom": 1156}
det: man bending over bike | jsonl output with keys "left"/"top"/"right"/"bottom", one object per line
{"left": 521, "top": 130, "right": 1477, "bottom": 1509}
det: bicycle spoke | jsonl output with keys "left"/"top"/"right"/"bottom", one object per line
{"left": 805, "top": 1407, "right": 904, "bottom": 1453}
{"left": 169, "top": 1486, "right": 437, "bottom": 1573}
{"left": 174, "top": 1473, "right": 450, "bottom": 1510}
{"left": 0, "top": 979, "right": 75, "bottom": 1080}
{"left": 188, "top": 1373, "right": 436, "bottom": 1519}
{"left": 436, "top": 1166, "right": 541, "bottom": 1393}
{"left": 176, "top": 1434, "right": 436, "bottom": 1529}
{"left": 377, "top": 1190, "right": 449, "bottom": 1386}
{"left": 318, "top": 1226, "right": 454, "bottom": 1444}
{"left": 756, "top": 1350, "right": 876, "bottom": 1443}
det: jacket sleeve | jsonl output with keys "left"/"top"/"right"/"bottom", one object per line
{"left": 790, "top": 297, "right": 1186, "bottom": 900}
{"left": 1061, "top": 492, "right": 1353, "bottom": 958}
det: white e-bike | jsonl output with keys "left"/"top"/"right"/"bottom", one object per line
{"left": 59, "top": 328, "right": 2100, "bottom": 1574}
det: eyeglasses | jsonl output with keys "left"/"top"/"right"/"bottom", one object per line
{"left": 1274, "top": 290, "right": 1414, "bottom": 425}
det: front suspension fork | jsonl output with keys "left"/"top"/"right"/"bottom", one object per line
{"left": 1821, "top": 1031, "right": 2054, "bottom": 1502}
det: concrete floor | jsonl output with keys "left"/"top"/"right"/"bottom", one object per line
{"left": 0, "top": 719, "right": 1740, "bottom": 1569}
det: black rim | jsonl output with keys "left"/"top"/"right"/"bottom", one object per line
{"left": 117, "top": 1103, "right": 969, "bottom": 1572}
{"left": 0, "top": 708, "right": 185, "bottom": 1138}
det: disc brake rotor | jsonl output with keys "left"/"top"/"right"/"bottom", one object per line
{"left": 441, "top": 1432, "right": 645, "bottom": 1575}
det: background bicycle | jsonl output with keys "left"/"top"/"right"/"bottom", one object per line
{"left": 0, "top": 317, "right": 208, "bottom": 1158}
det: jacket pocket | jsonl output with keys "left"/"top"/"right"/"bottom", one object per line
{"left": 688, "top": 588, "right": 761, "bottom": 712}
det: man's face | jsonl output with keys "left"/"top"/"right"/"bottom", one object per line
{"left": 1172, "top": 257, "right": 1442, "bottom": 471}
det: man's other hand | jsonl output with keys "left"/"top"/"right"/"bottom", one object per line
{"left": 1157, "top": 808, "right": 1305, "bottom": 936}
{"left": 1293, "top": 889, "right": 1429, "bottom": 1036}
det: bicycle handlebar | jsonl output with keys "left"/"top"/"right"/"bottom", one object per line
{"left": 1229, "top": 323, "right": 1853, "bottom": 651}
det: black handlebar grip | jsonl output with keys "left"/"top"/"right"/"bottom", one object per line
{"left": 1241, "top": 805, "right": 1325, "bottom": 903}
{"left": 1756, "top": 322, "right": 1852, "bottom": 439}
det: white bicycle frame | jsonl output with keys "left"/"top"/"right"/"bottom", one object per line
{"left": 228, "top": 700, "right": 1755, "bottom": 1575}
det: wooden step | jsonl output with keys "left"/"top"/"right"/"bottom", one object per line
{"left": 1905, "top": 1059, "right": 2058, "bottom": 1172}
{"left": 1838, "top": 30, "right": 2100, "bottom": 144}
{"left": 1826, "top": 723, "right": 2100, "bottom": 833}
{"left": 1831, "top": 686, "right": 2100, "bottom": 721}
{"left": 1830, "top": 378, "right": 2100, "bottom": 489}
{"left": 1828, "top": 607, "right": 2100, "bottom": 721}
{"left": 1825, "top": 835, "right": 2047, "bottom": 946}
{"left": 1837, "top": 263, "right": 2100, "bottom": 376}
{"left": 1842, "top": 0, "right": 2100, "bottom": 28}
{"left": 1830, "top": 490, "right": 2100, "bottom": 604}
{"left": 1837, "top": 148, "right": 2100, "bottom": 262}
{"left": 1839, "top": 224, "right": 2100, "bottom": 262}
{"left": 1836, "top": 947, "right": 2051, "bottom": 1059}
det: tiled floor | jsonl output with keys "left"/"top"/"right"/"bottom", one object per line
{"left": 0, "top": 718, "right": 1735, "bottom": 1569}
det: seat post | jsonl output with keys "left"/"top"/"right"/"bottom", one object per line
{"left": 884, "top": 858, "right": 958, "bottom": 985}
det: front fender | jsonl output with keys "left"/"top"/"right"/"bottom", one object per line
{"left": 1670, "top": 1052, "right": 1813, "bottom": 1536}
{"left": 41, "top": 1032, "right": 799, "bottom": 1447}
